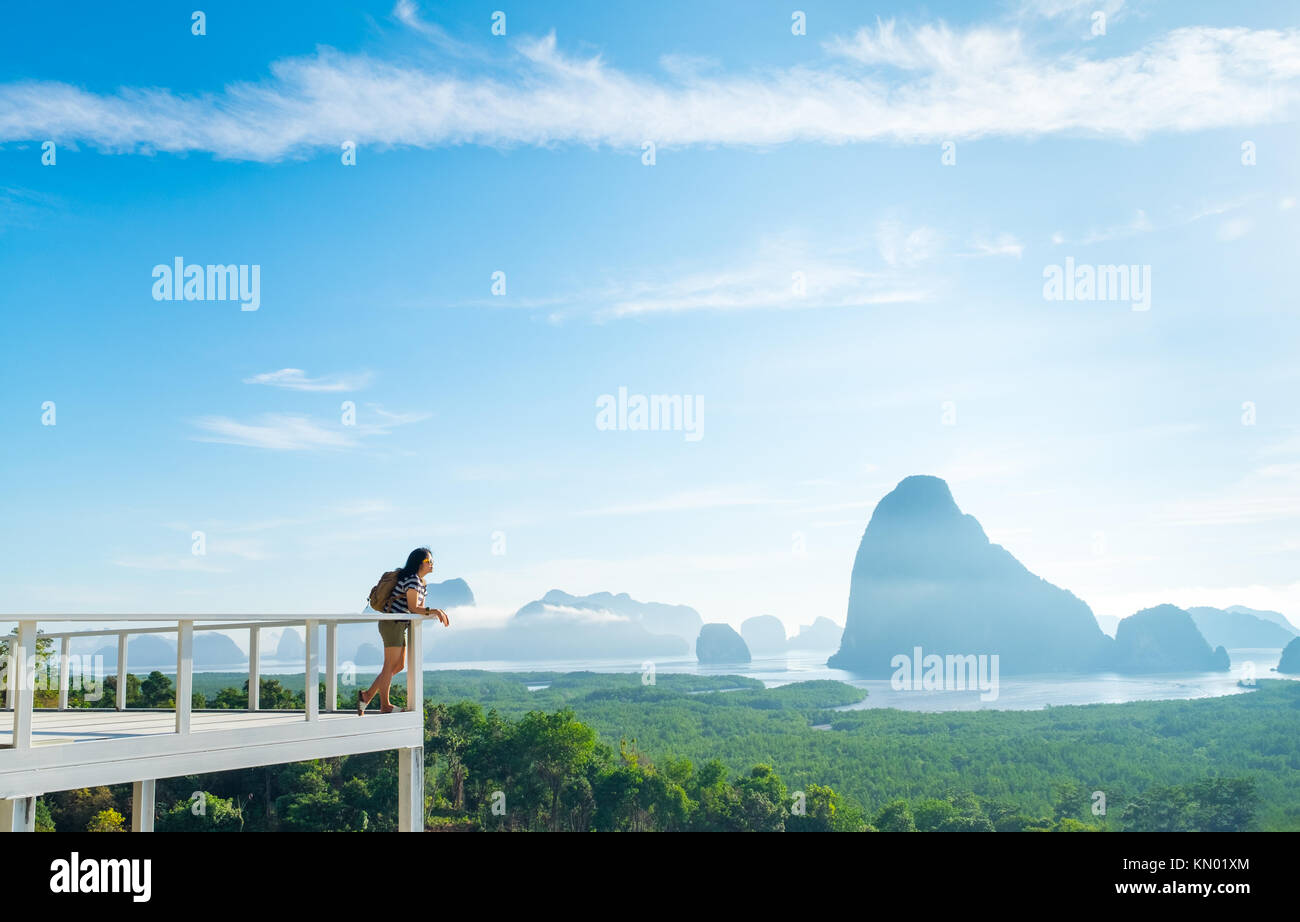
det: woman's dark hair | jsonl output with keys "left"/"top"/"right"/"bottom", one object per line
{"left": 398, "top": 547, "right": 432, "bottom": 581}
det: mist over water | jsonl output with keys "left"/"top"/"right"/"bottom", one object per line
{"left": 412, "top": 647, "right": 1294, "bottom": 712}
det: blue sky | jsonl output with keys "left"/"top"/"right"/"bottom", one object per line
{"left": 2, "top": 0, "right": 1298, "bottom": 635}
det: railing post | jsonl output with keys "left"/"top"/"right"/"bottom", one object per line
{"left": 12, "top": 621, "right": 36, "bottom": 751}
{"left": 325, "top": 622, "right": 338, "bottom": 712}
{"left": 132, "top": 780, "right": 156, "bottom": 832}
{"left": 304, "top": 619, "right": 319, "bottom": 721}
{"left": 406, "top": 618, "right": 423, "bottom": 713}
{"left": 248, "top": 626, "right": 260, "bottom": 711}
{"left": 57, "top": 636, "right": 69, "bottom": 710}
{"left": 116, "top": 632, "right": 128, "bottom": 711}
{"left": 175, "top": 620, "right": 193, "bottom": 734}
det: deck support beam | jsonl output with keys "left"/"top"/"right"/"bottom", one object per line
{"left": 325, "top": 623, "right": 338, "bottom": 712}
{"left": 132, "top": 779, "right": 155, "bottom": 832}
{"left": 248, "top": 626, "right": 260, "bottom": 710}
{"left": 57, "top": 636, "right": 69, "bottom": 710}
{"left": 116, "top": 632, "right": 128, "bottom": 710}
{"left": 0, "top": 796, "right": 36, "bottom": 832}
{"left": 398, "top": 745, "right": 424, "bottom": 832}
{"left": 406, "top": 618, "right": 422, "bottom": 714}
{"left": 12, "top": 621, "right": 36, "bottom": 752}
{"left": 304, "top": 620, "right": 319, "bottom": 721}
{"left": 175, "top": 621, "right": 193, "bottom": 734}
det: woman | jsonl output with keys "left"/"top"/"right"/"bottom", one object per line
{"left": 358, "top": 547, "right": 449, "bottom": 714}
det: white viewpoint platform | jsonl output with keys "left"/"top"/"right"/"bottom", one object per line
{"left": 0, "top": 613, "right": 426, "bottom": 831}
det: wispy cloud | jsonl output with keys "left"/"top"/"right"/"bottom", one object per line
{"left": 876, "top": 221, "right": 940, "bottom": 268}
{"left": 192, "top": 414, "right": 358, "bottom": 451}
{"left": 969, "top": 233, "right": 1024, "bottom": 258}
{"left": 577, "top": 488, "right": 787, "bottom": 517}
{"left": 1079, "top": 209, "right": 1153, "bottom": 245}
{"left": 1159, "top": 436, "right": 1300, "bottom": 527}
{"left": 1015, "top": 0, "right": 1128, "bottom": 29}
{"left": 191, "top": 406, "right": 428, "bottom": 450}
{"left": 502, "top": 231, "right": 936, "bottom": 319}
{"left": 1, "top": 22, "right": 1297, "bottom": 161}
{"left": 244, "top": 368, "right": 373, "bottom": 392}
{"left": 1053, "top": 197, "right": 1256, "bottom": 245}
{"left": 1216, "top": 216, "right": 1253, "bottom": 242}
{"left": 114, "top": 554, "right": 231, "bottom": 573}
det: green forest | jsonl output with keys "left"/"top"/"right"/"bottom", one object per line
{"left": 25, "top": 668, "right": 1300, "bottom": 832}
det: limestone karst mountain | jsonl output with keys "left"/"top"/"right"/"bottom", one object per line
{"left": 827, "top": 475, "right": 1113, "bottom": 676}
{"left": 1112, "top": 605, "right": 1231, "bottom": 673}
{"left": 696, "top": 623, "right": 751, "bottom": 664}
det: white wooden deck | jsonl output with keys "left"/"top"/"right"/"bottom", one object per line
{"left": 0, "top": 706, "right": 422, "bottom": 802}
{"left": 1, "top": 614, "right": 427, "bottom": 830}
{"left": 0, "top": 708, "right": 391, "bottom": 747}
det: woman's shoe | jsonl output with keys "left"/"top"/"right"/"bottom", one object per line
{"left": 380, "top": 704, "right": 396, "bottom": 714}
{"left": 356, "top": 691, "right": 370, "bottom": 716}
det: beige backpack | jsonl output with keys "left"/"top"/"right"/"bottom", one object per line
{"left": 367, "top": 570, "right": 401, "bottom": 612}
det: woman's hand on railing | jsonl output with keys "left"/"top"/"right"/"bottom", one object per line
{"left": 421, "top": 607, "right": 449, "bottom": 626}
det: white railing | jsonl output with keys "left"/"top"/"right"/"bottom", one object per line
{"left": 0, "top": 613, "right": 424, "bottom": 752}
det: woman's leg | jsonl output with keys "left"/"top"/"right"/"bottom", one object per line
{"left": 361, "top": 646, "right": 403, "bottom": 707}
{"left": 377, "top": 645, "right": 405, "bottom": 709}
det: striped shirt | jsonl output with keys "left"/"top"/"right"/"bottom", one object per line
{"left": 387, "top": 573, "right": 425, "bottom": 615}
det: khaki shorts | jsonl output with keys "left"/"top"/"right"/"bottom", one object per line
{"left": 378, "top": 619, "right": 409, "bottom": 649}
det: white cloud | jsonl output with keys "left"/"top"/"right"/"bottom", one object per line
{"left": 2, "top": 23, "right": 1297, "bottom": 160}
{"left": 1158, "top": 443, "right": 1300, "bottom": 527}
{"left": 599, "top": 261, "right": 929, "bottom": 318}
{"left": 578, "top": 488, "right": 787, "bottom": 517}
{"left": 1080, "top": 209, "right": 1153, "bottom": 245}
{"left": 521, "top": 604, "right": 632, "bottom": 625}
{"left": 113, "top": 554, "right": 231, "bottom": 573}
{"left": 192, "top": 414, "right": 357, "bottom": 451}
{"left": 970, "top": 232, "right": 1024, "bottom": 258}
{"left": 1217, "top": 217, "right": 1253, "bottom": 241}
{"left": 244, "top": 368, "right": 372, "bottom": 391}
{"left": 876, "top": 221, "right": 940, "bottom": 267}
{"left": 392, "top": 0, "right": 431, "bottom": 33}
{"left": 1054, "top": 198, "right": 1254, "bottom": 246}
{"left": 540, "top": 233, "right": 936, "bottom": 318}
{"left": 1016, "top": 0, "right": 1127, "bottom": 25}
{"left": 190, "top": 407, "right": 428, "bottom": 450}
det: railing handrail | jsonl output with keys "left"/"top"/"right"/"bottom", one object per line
{"left": 22, "top": 619, "right": 411, "bottom": 642}
{"left": 2, "top": 613, "right": 425, "bottom": 742}
{"left": 1, "top": 612, "right": 416, "bottom": 623}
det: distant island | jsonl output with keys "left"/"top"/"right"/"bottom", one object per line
{"left": 425, "top": 589, "right": 699, "bottom": 661}
{"left": 696, "top": 623, "right": 751, "bottom": 664}
{"left": 828, "top": 476, "right": 1244, "bottom": 677}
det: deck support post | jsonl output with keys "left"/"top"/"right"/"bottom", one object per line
{"left": 398, "top": 745, "right": 424, "bottom": 832}
{"left": 116, "top": 632, "right": 128, "bottom": 711}
{"left": 175, "top": 621, "right": 193, "bottom": 734}
{"left": 0, "top": 797, "right": 36, "bottom": 832}
{"left": 406, "top": 618, "right": 422, "bottom": 713}
{"left": 12, "top": 621, "right": 36, "bottom": 751}
{"left": 304, "top": 620, "right": 319, "bottom": 721}
{"left": 57, "top": 636, "right": 69, "bottom": 710}
{"left": 248, "top": 626, "right": 260, "bottom": 710}
{"left": 325, "top": 623, "right": 338, "bottom": 712}
{"left": 132, "top": 780, "right": 156, "bottom": 832}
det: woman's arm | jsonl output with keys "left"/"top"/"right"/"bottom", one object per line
{"left": 405, "top": 588, "right": 450, "bottom": 626}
